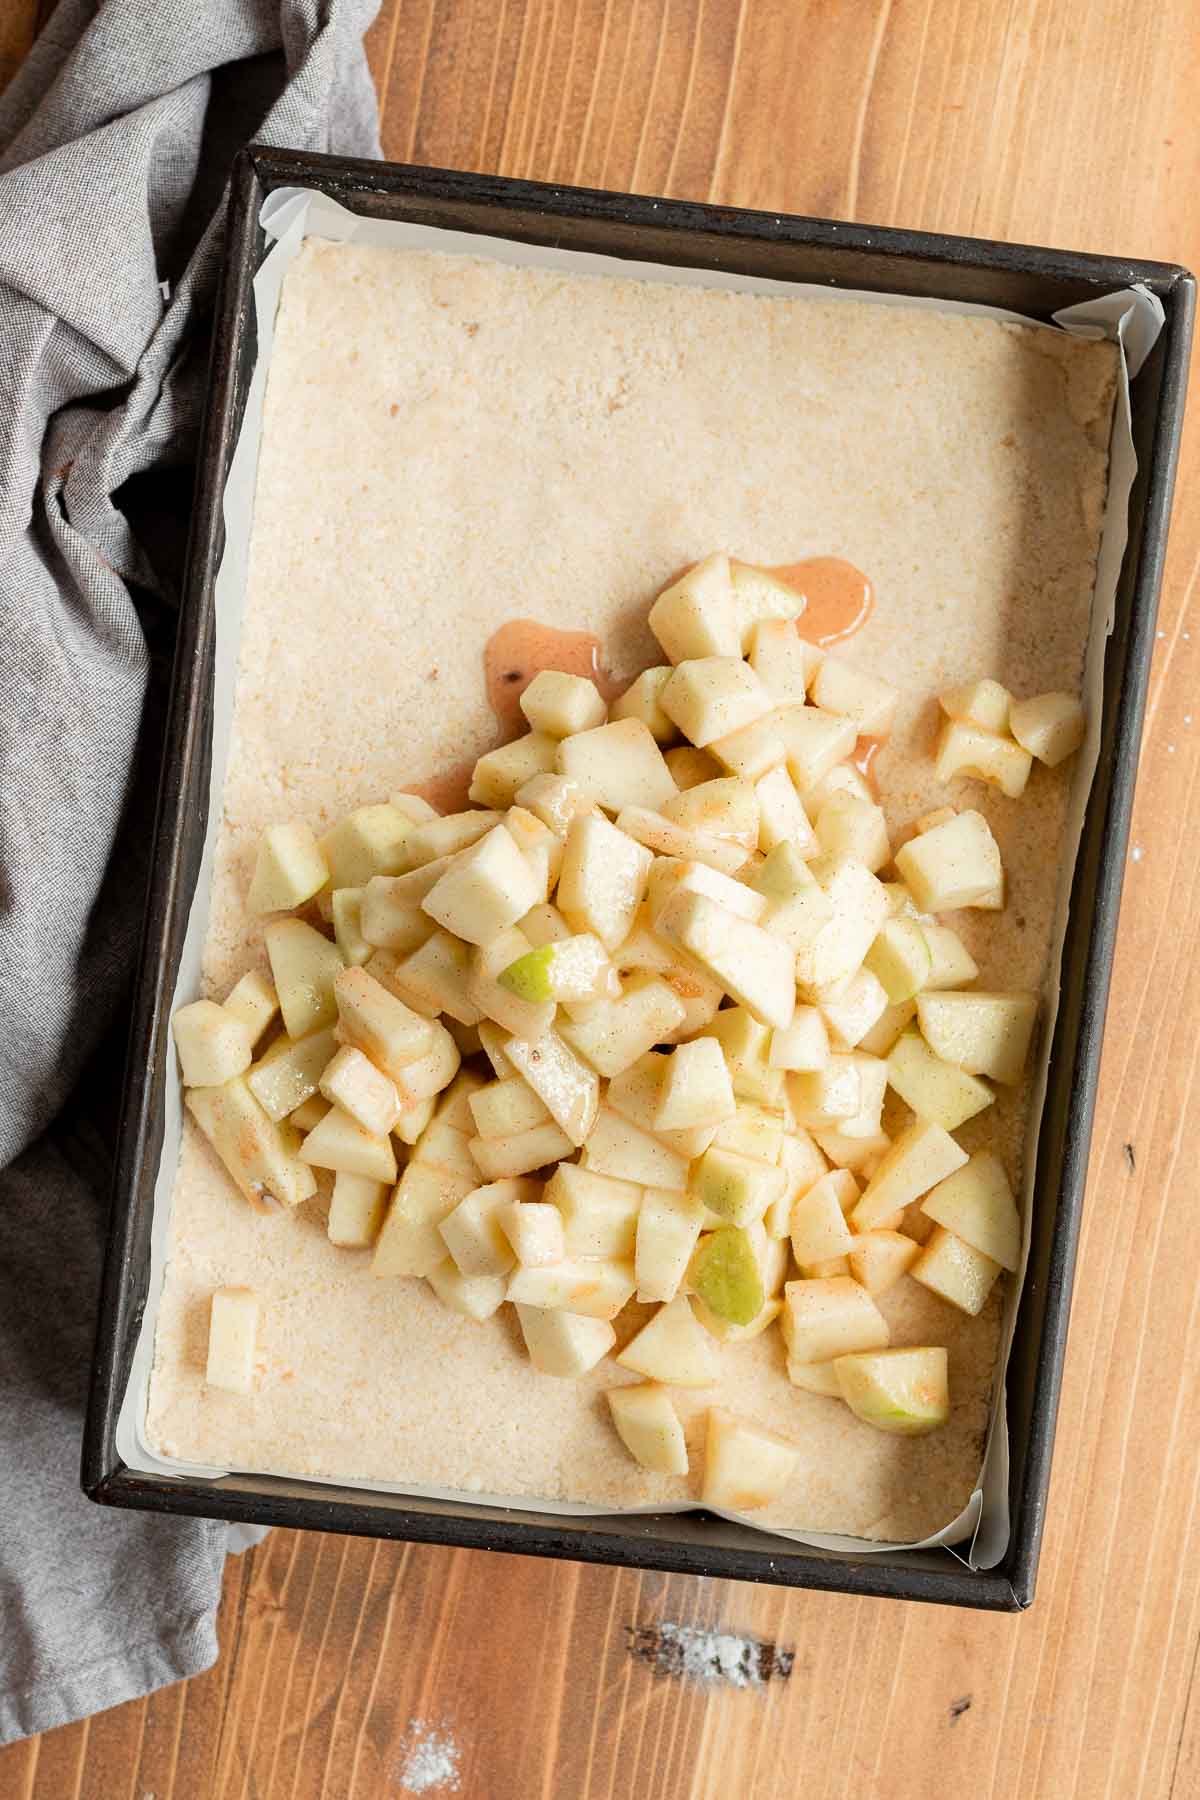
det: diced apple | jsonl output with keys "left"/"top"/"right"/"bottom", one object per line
{"left": 1009, "top": 691, "right": 1086, "bottom": 766}
{"left": 186, "top": 1079, "right": 317, "bottom": 1212}
{"left": 940, "top": 678, "right": 1011, "bottom": 735}
{"left": 360, "top": 861, "right": 448, "bottom": 952}
{"left": 373, "top": 1159, "right": 481, "bottom": 1278}
{"left": 558, "top": 812, "right": 653, "bottom": 950}
{"left": 689, "top": 1226, "right": 767, "bottom": 1326}
{"left": 811, "top": 1127, "right": 890, "bottom": 1175}
{"left": 665, "top": 745, "right": 723, "bottom": 789}
{"left": 264, "top": 918, "right": 345, "bottom": 1038}
{"left": 558, "top": 717, "right": 677, "bottom": 815}
{"left": 546, "top": 1162, "right": 642, "bottom": 1257}
{"left": 516, "top": 1306, "right": 616, "bottom": 1377}
{"left": 607, "top": 1384, "right": 688, "bottom": 1475}
{"left": 499, "top": 933, "right": 613, "bottom": 1007}
{"left": 476, "top": 1019, "right": 515, "bottom": 1081}
{"left": 388, "top": 793, "right": 439, "bottom": 825}
{"left": 782, "top": 1275, "right": 889, "bottom": 1362}
{"left": 319, "top": 1044, "right": 402, "bottom": 1137}
{"left": 709, "top": 708, "right": 789, "bottom": 781}
{"left": 247, "top": 821, "right": 329, "bottom": 914}
{"left": 730, "top": 561, "right": 805, "bottom": 641}
{"left": 581, "top": 1105, "right": 689, "bottom": 1190}
{"left": 916, "top": 990, "right": 1038, "bottom": 1084}
{"left": 789, "top": 1174, "right": 855, "bottom": 1269}
{"left": 921, "top": 1150, "right": 1020, "bottom": 1271}
{"left": 693, "top": 1294, "right": 783, "bottom": 1342}
{"left": 894, "top": 810, "right": 1003, "bottom": 912}
{"left": 601, "top": 1052, "right": 711, "bottom": 1158}
{"left": 805, "top": 760, "right": 875, "bottom": 812}
{"left": 922, "top": 924, "right": 979, "bottom": 989}
{"left": 610, "top": 666, "right": 676, "bottom": 743}
{"left": 809, "top": 655, "right": 898, "bottom": 736}
{"left": 850, "top": 1120, "right": 969, "bottom": 1231}
{"left": 392, "top": 1022, "right": 461, "bottom": 1107}
{"left": 617, "top": 1293, "right": 720, "bottom": 1384}
{"left": 393, "top": 1095, "right": 436, "bottom": 1145}
{"left": 517, "top": 669, "right": 607, "bottom": 737}
{"left": 507, "top": 1256, "right": 637, "bottom": 1320}
{"left": 814, "top": 794, "right": 891, "bottom": 872}
{"left": 439, "top": 1179, "right": 524, "bottom": 1277}
{"left": 387, "top": 930, "right": 479, "bottom": 1027}
{"left": 835, "top": 1347, "right": 949, "bottom": 1434}
{"left": 863, "top": 916, "right": 932, "bottom": 1004}
{"left": 664, "top": 776, "right": 759, "bottom": 850}
{"left": 769, "top": 1007, "right": 830, "bottom": 1072}
{"left": 847, "top": 1229, "right": 919, "bottom": 1296}
{"left": 426, "top": 1258, "right": 508, "bottom": 1321}
{"left": 422, "top": 825, "right": 543, "bottom": 945}
{"left": 645, "top": 860, "right": 763, "bottom": 931}
{"left": 469, "top": 1077, "right": 550, "bottom": 1139}
{"left": 320, "top": 803, "right": 416, "bottom": 888}
{"left": 858, "top": 997, "right": 917, "bottom": 1057}
{"left": 914, "top": 806, "right": 958, "bottom": 836}
{"left": 707, "top": 1007, "right": 784, "bottom": 1103}
{"left": 702, "top": 1408, "right": 799, "bottom": 1510}
{"left": 778, "top": 705, "right": 859, "bottom": 791}
{"left": 794, "top": 856, "right": 890, "bottom": 998}
{"left": 327, "top": 1172, "right": 390, "bottom": 1248}
{"left": 691, "top": 1147, "right": 781, "bottom": 1227}
{"left": 660, "top": 658, "right": 772, "bottom": 748}
{"left": 911, "top": 1226, "right": 1001, "bottom": 1314}
{"left": 334, "top": 966, "right": 434, "bottom": 1078}
{"left": 327, "top": 888, "right": 370, "bottom": 968}
{"left": 755, "top": 765, "right": 816, "bottom": 855}
{"left": 886, "top": 1028, "right": 994, "bottom": 1130}
{"left": 299, "top": 1104, "right": 397, "bottom": 1183}
{"left": 819, "top": 968, "right": 888, "bottom": 1051}
{"left": 172, "top": 999, "right": 254, "bottom": 1087}
{"left": 500, "top": 1199, "right": 565, "bottom": 1268}
{"left": 788, "top": 1057, "right": 862, "bottom": 1129}
{"left": 654, "top": 1038, "right": 736, "bottom": 1131}
{"left": 786, "top": 1359, "right": 842, "bottom": 1397}
{"left": 223, "top": 970, "right": 280, "bottom": 1046}
{"left": 648, "top": 553, "right": 742, "bottom": 662}
{"left": 936, "top": 719, "right": 1032, "bottom": 798}
{"left": 520, "top": 902, "right": 573, "bottom": 947}
{"left": 560, "top": 976, "right": 685, "bottom": 1080}
{"left": 403, "top": 811, "right": 505, "bottom": 868}
{"left": 749, "top": 617, "right": 819, "bottom": 702}
{"left": 658, "top": 890, "right": 795, "bottom": 1030}
{"left": 711, "top": 1102, "right": 784, "bottom": 1166}
{"left": 514, "top": 773, "right": 596, "bottom": 839}
{"left": 468, "top": 1121, "right": 575, "bottom": 1180}
{"left": 751, "top": 840, "right": 820, "bottom": 902}
{"left": 636, "top": 1188, "right": 705, "bottom": 1302}
{"left": 467, "top": 929, "right": 555, "bottom": 1041}
{"left": 469, "top": 732, "right": 559, "bottom": 808}
{"left": 289, "top": 1094, "right": 329, "bottom": 1133}
{"left": 504, "top": 805, "right": 564, "bottom": 898}
{"left": 764, "top": 1129, "right": 830, "bottom": 1235}
{"left": 503, "top": 1030, "right": 601, "bottom": 1145}
{"left": 614, "top": 805, "right": 747, "bottom": 875}
{"left": 206, "top": 1287, "right": 259, "bottom": 1394}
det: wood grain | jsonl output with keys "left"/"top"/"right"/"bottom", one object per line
{"left": 3, "top": 0, "right": 1199, "bottom": 1794}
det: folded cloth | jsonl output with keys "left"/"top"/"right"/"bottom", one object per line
{"left": 0, "top": 0, "right": 381, "bottom": 1747}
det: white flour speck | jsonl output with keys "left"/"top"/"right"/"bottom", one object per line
{"left": 1168, "top": 744, "right": 1176, "bottom": 753}
{"left": 1185, "top": 715, "right": 1193, "bottom": 726}
{"left": 1157, "top": 629, "right": 1166, "bottom": 639}
{"left": 1131, "top": 846, "right": 1144, "bottom": 862}
{"left": 628, "top": 1620, "right": 793, "bottom": 1687}
{"left": 396, "top": 1721, "right": 461, "bottom": 1793}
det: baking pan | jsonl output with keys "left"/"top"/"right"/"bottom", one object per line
{"left": 82, "top": 145, "right": 1194, "bottom": 1611}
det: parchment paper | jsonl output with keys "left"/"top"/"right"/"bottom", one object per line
{"left": 116, "top": 187, "right": 1162, "bottom": 1565}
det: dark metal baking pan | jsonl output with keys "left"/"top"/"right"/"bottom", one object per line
{"left": 82, "top": 145, "right": 1194, "bottom": 1611}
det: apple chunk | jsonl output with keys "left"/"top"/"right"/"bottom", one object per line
{"left": 940, "top": 677, "right": 1011, "bottom": 735}
{"left": 935, "top": 719, "right": 1032, "bottom": 798}
{"left": 546, "top": 1162, "right": 642, "bottom": 1258}
{"left": 560, "top": 976, "right": 686, "bottom": 1079}
{"left": 916, "top": 990, "right": 1038, "bottom": 1085}
{"left": 298, "top": 1103, "right": 397, "bottom": 1182}
{"left": 498, "top": 933, "right": 613, "bottom": 1005}
{"left": 558, "top": 717, "right": 677, "bottom": 813}
{"left": 421, "top": 824, "right": 543, "bottom": 945}
{"left": 782, "top": 1276, "right": 889, "bottom": 1361}
{"left": 847, "top": 1229, "right": 919, "bottom": 1296}
{"left": 660, "top": 657, "right": 772, "bottom": 747}
{"left": 265, "top": 918, "right": 345, "bottom": 1038}
{"left": 636, "top": 1188, "right": 705, "bottom": 1302}
{"left": 850, "top": 1119, "right": 968, "bottom": 1231}
{"left": 500, "top": 1199, "right": 565, "bottom": 1268}
{"left": 327, "top": 1173, "right": 389, "bottom": 1248}
{"left": 702, "top": 1409, "right": 799, "bottom": 1510}
{"left": 911, "top": 1226, "right": 1002, "bottom": 1315}
{"left": 607, "top": 1385, "right": 688, "bottom": 1475}
{"left": 519, "top": 668, "right": 608, "bottom": 737}
{"left": 921, "top": 1150, "right": 1020, "bottom": 1271}
{"left": 186, "top": 1079, "right": 316, "bottom": 1213}
{"left": 248, "top": 821, "right": 329, "bottom": 914}
{"left": 557, "top": 812, "right": 652, "bottom": 950}
{"left": 426, "top": 1259, "right": 507, "bottom": 1322}
{"left": 691, "top": 1147, "right": 782, "bottom": 1227}
{"left": 507, "top": 1256, "right": 636, "bottom": 1320}
{"left": 468, "top": 732, "right": 558, "bottom": 808}
{"left": 502, "top": 1029, "right": 600, "bottom": 1146}
{"left": 319, "top": 1044, "right": 401, "bottom": 1137}
{"left": 834, "top": 1347, "right": 949, "bottom": 1434}
{"left": 648, "top": 552, "right": 742, "bottom": 662}
{"left": 886, "top": 1028, "right": 994, "bottom": 1131}
{"left": 206, "top": 1287, "right": 259, "bottom": 1394}
{"left": 1009, "top": 691, "right": 1086, "bottom": 765}
{"left": 172, "top": 1000, "right": 253, "bottom": 1088}
{"left": 610, "top": 667, "right": 676, "bottom": 743}
{"left": 689, "top": 1226, "right": 766, "bottom": 1326}
{"left": 654, "top": 1037, "right": 736, "bottom": 1131}
{"left": 617, "top": 1294, "right": 720, "bottom": 1385}
{"left": 334, "top": 966, "right": 435, "bottom": 1077}
{"left": 517, "top": 1306, "right": 615, "bottom": 1376}
{"left": 658, "top": 889, "right": 796, "bottom": 1030}
{"left": 810, "top": 655, "right": 899, "bottom": 736}
{"left": 894, "top": 809, "right": 1003, "bottom": 912}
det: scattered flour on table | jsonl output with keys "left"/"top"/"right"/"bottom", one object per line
{"left": 396, "top": 1720, "right": 462, "bottom": 1793}
{"left": 627, "top": 1620, "right": 794, "bottom": 1687}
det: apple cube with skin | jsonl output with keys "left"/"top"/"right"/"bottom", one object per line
{"left": 319, "top": 1045, "right": 402, "bottom": 1138}
{"left": 422, "top": 824, "right": 543, "bottom": 945}
{"left": 403, "top": 811, "right": 505, "bottom": 870}
{"left": 894, "top": 810, "right": 1003, "bottom": 912}
{"left": 709, "top": 708, "right": 789, "bottom": 782}
{"left": 788, "top": 1058, "right": 862, "bottom": 1129}
{"left": 560, "top": 975, "right": 686, "bottom": 1079}
{"left": 835, "top": 1347, "right": 949, "bottom": 1434}
{"left": 786, "top": 1359, "right": 842, "bottom": 1397}
{"left": 911, "top": 1226, "right": 1002, "bottom": 1315}
{"left": 499, "top": 933, "right": 614, "bottom": 1005}
{"left": 222, "top": 970, "right": 280, "bottom": 1047}
{"left": 334, "top": 966, "right": 435, "bottom": 1078}
{"left": 439, "top": 1180, "right": 525, "bottom": 1277}
{"left": 886, "top": 1028, "right": 994, "bottom": 1131}
{"left": 502, "top": 1030, "right": 601, "bottom": 1145}
{"left": 617, "top": 1293, "right": 720, "bottom": 1384}
{"left": 390, "top": 930, "right": 481, "bottom": 1027}
{"left": 614, "top": 806, "right": 747, "bottom": 876}
{"left": 426, "top": 1258, "right": 507, "bottom": 1322}
{"left": 778, "top": 705, "right": 859, "bottom": 791}
{"left": 327, "top": 1172, "right": 390, "bottom": 1248}
{"left": 819, "top": 968, "right": 889, "bottom": 1052}
{"left": 517, "top": 1305, "right": 616, "bottom": 1377}
{"left": 468, "top": 1121, "right": 575, "bottom": 1181}
{"left": 636, "top": 1188, "right": 705, "bottom": 1302}
{"left": 373, "top": 1158, "right": 484, "bottom": 1279}
{"left": 264, "top": 918, "right": 345, "bottom": 1039}
{"left": 581, "top": 1104, "right": 689, "bottom": 1191}
{"left": 691, "top": 1147, "right": 782, "bottom": 1227}
{"left": 848, "top": 1229, "right": 920, "bottom": 1296}
{"left": 689, "top": 1227, "right": 767, "bottom": 1326}
{"left": 770, "top": 1007, "right": 831, "bottom": 1071}
{"left": 851, "top": 1119, "right": 969, "bottom": 1231}
{"left": 206, "top": 1287, "right": 259, "bottom": 1394}
{"left": 468, "top": 930, "right": 556, "bottom": 1041}
{"left": 663, "top": 776, "right": 760, "bottom": 852}
{"left": 940, "top": 678, "right": 1011, "bottom": 736}
{"left": 557, "top": 717, "right": 677, "bottom": 815}
{"left": 468, "top": 732, "right": 558, "bottom": 808}
{"left": 247, "top": 821, "right": 329, "bottom": 914}
{"left": 655, "top": 1037, "right": 736, "bottom": 1131}
{"left": 922, "top": 924, "right": 979, "bottom": 989}
{"left": 658, "top": 890, "right": 796, "bottom": 1030}
{"left": 558, "top": 812, "right": 653, "bottom": 950}
{"left": 172, "top": 1000, "right": 254, "bottom": 1088}
{"left": 936, "top": 719, "right": 1032, "bottom": 798}
{"left": 916, "top": 990, "right": 1038, "bottom": 1084}
{"left": 921, "top": 1150, "right": 1020, "bottom": 1270}
{"left": 660, "top": 657, "right": 772, "bottom": 748}
{"left": 610, "top": 667, "right": 676, "bottom": 743}
{"left": 749, "top": 617, "right": 820, "bottom": 703}
{"left": 693, "top": 1293, "right": 783, "bottom": 1343}
{"left": 500, "top": 1200, "right": 565, "bottom": 1268}
{"left": 1009, "top": 691, "right": 1086, "bottom": 766}
{"left": 299, "top": 1104, "right": 398, "bottom": 1183}
{"left": 810, "top": 655, "right": 899, "bottom": 736}
{"left": 863, "top": 916, "right": 932, "bottom": 1004}
{"left": 469, "top": 1077, "right": 550, "bottom": 1139}
{"left": 648, "top": 552, "right": 742, "bottom": 662}
{"left": 360, "top": 861, "right": 451, "bottom": 953}
{"left": 794, "top": 857, "right": 891, "bottom": 999}
{"left": 756, "top": 765, "right": 816, "bottom": 854}
{"left": 507, "top": 1256, "right": 637, "bottom": 1320}
{"left": 518, "top": 668, "right": 607, "bottom": 737}
{"left": 783, "top": 1276, "right": 889, "bottom": 1362}
{"left": 186, "top": 1079, "right": 316, "bottom": 1213}
{"left": 545, "top": 1162, "right": 642, "bottom": 1258}
{"left": 702, "top": 1408, "right": 800, "bottom": 1510}
{"left": 789, "top": 1175, "right": 855, "bottom": 1269}
{"left": 607, "top": 1385, "right": 688, "bottom": 1476}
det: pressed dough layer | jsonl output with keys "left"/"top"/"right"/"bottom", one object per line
{"left": 144, "top": 241, "right": 1117, "bottom": 1542}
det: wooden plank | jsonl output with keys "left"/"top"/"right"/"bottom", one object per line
{"left": 1, "top": 2, "right": 1198, "bottom": 1794}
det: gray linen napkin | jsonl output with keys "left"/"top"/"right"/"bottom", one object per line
{"left": 0, "top": 0, "right": 381, "bottom": 1746}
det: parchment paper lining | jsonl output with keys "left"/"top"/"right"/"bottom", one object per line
{"left": 116, "top": 187, "right": 1162, "bottom": 1566}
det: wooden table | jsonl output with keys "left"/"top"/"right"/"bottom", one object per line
{"left": 3, "top": 2, "right": 1199, "bottom": 1795}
